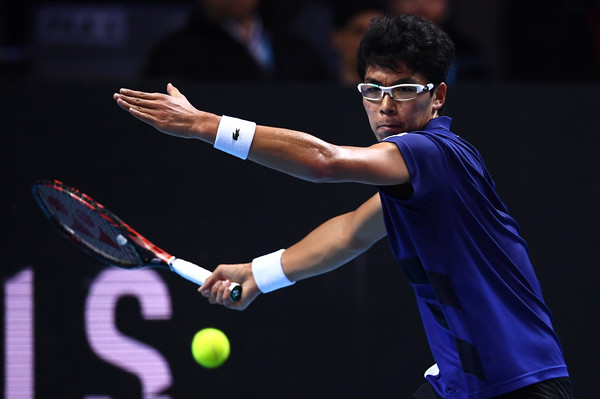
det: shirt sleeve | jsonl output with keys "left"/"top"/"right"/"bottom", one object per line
{"left": 383, "top": 133, "right": 449, "bottom": 200}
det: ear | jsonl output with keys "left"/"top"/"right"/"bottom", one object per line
{"left": 432, "top": 82, "right": 447, "bottom": 113}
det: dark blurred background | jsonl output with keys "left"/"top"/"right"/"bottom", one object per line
{"left": 2, "top": 1, "right": 599, "bottom": 398}
{"left": 2, "top": 0, "right": 599, "bottom": 83}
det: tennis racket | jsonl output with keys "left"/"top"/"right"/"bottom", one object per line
{"left": 31, "top": 180, "right": 242, "bottom": 301}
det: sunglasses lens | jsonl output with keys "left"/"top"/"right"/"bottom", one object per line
{"left": 358, "top": 84, "right": 429, "bottom": 101}
{"left": 359, "top": 84, "right": 382, "bottom": 100}
{"left": 391, "top": 85, "right": 419, "bottom": 100}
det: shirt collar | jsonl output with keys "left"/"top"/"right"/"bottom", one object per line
{"left": 424, "top": 116, "right": 452, "bottom": 131}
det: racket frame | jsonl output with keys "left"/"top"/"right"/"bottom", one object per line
{"left": 32, "top": 180, "right": 241, "bottom": 301}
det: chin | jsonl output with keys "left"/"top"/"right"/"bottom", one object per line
{"left": 377, "top": 128, "right": 404, "bottom": 140}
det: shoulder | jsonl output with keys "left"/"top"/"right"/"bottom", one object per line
{"left": 382, "top": 130, "right": 454, "bottom": 192}
{"left": 383, "top": 131, "right": 445, "bottom": 160}
{"left": 384, "top": 117, "right": 465, "bottom": 157}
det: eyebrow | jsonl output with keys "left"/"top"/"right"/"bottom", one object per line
{"left": 363, "top": 77, "right": 418, "bottom": 85}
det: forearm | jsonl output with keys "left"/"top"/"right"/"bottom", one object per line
{"left": 279, "top": 194, "right": 386, "bottom": 282}
{"left": 205, "top": 116, "right": 410, "bottom": 185}
{"left": 281, "top": 214, "right": 370, "bottom": 282}
{"left": 196, "top": 116, "right": 342, "bottom": 183}
{"left": 248, "top": 126, "right": 340, "bottom": 183}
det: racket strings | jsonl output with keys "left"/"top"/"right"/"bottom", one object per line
{"left": 35, "top": 185, "right": 140, "bottom": 267}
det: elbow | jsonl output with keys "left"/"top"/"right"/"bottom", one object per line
{"left": 304, "top": 163, "right": 335, "bottom": 183}
{"left": 302, "top": 149, "right": 346, "bottom": 183}
{"left": 340, "top": 215, "right": 380, "bottom": 256}
{"left": 346, "top": 233, "right": 377, "bottom": 254}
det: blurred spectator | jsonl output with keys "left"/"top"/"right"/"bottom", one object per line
{"left": 330, "top": 0, "right": 385, "bottom": 86}
{"left": 501, "top": 0, "right": 599, "bottom": 81}
{"left": 387, "top": 0, "right": 491, "bottom": 82}
{"left": 261, "top": 1, "right": 338, "bottom": 78}
{"left": 388, "top": 0, "right": 447, "bottom": 25}
{"left": 144, "top": 0, "right": 328, "bottom": 81}
{"left": 0, "top": 1, "right": 30, "bottom": 79}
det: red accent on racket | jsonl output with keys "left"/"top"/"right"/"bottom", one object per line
{"left": 31, "top": 180, "right": 241, "bottom": 301}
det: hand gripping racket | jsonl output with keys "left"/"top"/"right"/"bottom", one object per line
{"left": 31, "top": 180, "right": 242, "bottom": 301}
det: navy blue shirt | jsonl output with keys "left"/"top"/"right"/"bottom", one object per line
{"left": 379, "top": 116, "right": 568, "bottom": 398}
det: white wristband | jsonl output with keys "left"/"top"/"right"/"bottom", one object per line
{"left": 252, "top": 249, "right": 294, "bottom": 293}
{"left": 214, "top": 115, "right": 256, "bottom": 159}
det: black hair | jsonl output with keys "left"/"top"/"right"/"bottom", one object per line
{"left": 357, "top": 15, "right": 456, "bottom": 84}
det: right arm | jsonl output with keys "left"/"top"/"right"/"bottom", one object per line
{"left": 201, "top": 193, "right": 387, "bottom": 309}
{"left": 281, "top": 193, "right": 386, "bottom": 281}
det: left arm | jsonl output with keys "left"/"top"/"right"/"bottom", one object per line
{"left": 113, "top": 84, "right": 410, "bottom": 186}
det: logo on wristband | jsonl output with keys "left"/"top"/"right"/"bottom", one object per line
{"left": 232, "top": 128, "right": 240, "bottom": 141}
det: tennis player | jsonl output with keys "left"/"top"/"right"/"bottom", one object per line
{"left": 114, "top": 15, "right": 573, "bottom": 399}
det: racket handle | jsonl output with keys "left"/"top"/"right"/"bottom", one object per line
{"left": 169, "top": 258, "right": 242, "bottom": 302}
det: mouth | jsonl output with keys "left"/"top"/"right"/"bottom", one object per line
{"left": 377, "top": 123, "right": 405, "bottom": 134}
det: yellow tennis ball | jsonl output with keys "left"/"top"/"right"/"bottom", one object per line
{"left": 191, "top": 328, "right": 230, "bottom": 368}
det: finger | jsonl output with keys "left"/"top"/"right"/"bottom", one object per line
{"left": 221, "top": 282, "right": 239, "bottom": 309}
{"left": 199, "top": 280, "right": 215, "bottom": 297}
{"left": 115, "top": 96, "right": 163, "bottom": 126}
{"left": 114, "top": 95, "right": 139, "bottom": 112}
{"left": 206, "top": 282, "right": 220, "bottom": 304}
{"left": 167, "top": 83, "right": 185, "bottom": 99}
{"left": 128, "top": 107, "right": 150, "bottom": 120}
{"left": 114, "top": 94, "right": 130, "bottom": 112}
{"left": 206, "top": 280, "right": 228, "bottom": 305}
{"left": 198, "top": 283, "right": 209, "bottom": 297}
{"left": 126, "top": 106, "right": 162, "bottom": 126}
{"left": 223, "top": 291, "right": 251, "bottom": 311}
{"left": 117, "top": 94, "right": 161, "bottom": 111}
{"left": 200, "top": 269, "right": 222, "bottom": 296}
{"left": 119, "top": 88, "right": 162, "bottom": 100}
{"left": 114, "top": 95, "right": 133, "bottom": 111}
{"left": 215, "top": 280, "right": 229, "bottom": 304}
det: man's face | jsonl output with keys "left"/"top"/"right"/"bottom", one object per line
{"left": 362, "top": 64, "right": 445, "bottom": 141}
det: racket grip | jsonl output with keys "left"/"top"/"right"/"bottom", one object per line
{"left": 169, "top": 258, "right": 242, "bottom": 301}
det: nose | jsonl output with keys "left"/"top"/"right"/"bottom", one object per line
{"left": 379, "top": 93, "right": 397, "bottom": 115}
